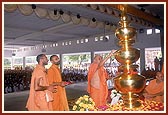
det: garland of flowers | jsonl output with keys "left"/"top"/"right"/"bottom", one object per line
{"left": 72, "top": 95, "right": 97, "bottom": 111}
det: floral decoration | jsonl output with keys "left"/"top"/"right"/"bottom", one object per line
{"left": 72, "top": 95, "right": 97, "bottom": 111}
{"left": 72, "top": 94, "right": 164, "bottom": 111}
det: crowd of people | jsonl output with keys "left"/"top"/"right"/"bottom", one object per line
{"left": 4, "top": 70, "right": 32, "bottom": 94}
{"left": 62, "top": 67, "right": 88, "bottom": 83}
{"left": 4, "top": 68, "right": 88, "bottom": 94}
{"left": 4, "top": 66, "right": 118, "bottom": 94}
{"left": 4, "top": 63, "right": 154, "bottom": 94}
{"left": 4, "top": 65, "right": 90, "bottom": 93}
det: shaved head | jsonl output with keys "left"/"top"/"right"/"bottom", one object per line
{"left": 50, "top": 55, "right": 59, "bottom": 61}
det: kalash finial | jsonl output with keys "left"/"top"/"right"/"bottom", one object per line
{"left": 113, "top": 4, "right": 146, "bottom": 108}
{"left": 118, "top": 5, "right": 129, "bottom": 27}
{"left": 119, "top": 4, "right": 127, "bottom": 16}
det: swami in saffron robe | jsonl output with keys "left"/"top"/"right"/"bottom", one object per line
{"left": 87, "top": 63, "right": 109, "bottom": 107}
{"left": 26, "top": 64, "right": 53, "bottom": 111}
{"left": 47, "top": 64, "right": 69, "bottom": 111}
{"left": 145, "top": 79, "right": 164, "bottom": 103}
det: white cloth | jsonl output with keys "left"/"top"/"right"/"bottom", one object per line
{"left": 107, "top": 78, "right": 114, "bottom": 89}
{"left": 111, "top": 95, "right": 121, "bottom": 105}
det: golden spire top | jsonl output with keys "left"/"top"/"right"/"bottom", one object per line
{"left": 118, "top": 4, "right": 129, "bottom": 28}
{"left": 119, "top": 4, "right": 127, "bottom": 12}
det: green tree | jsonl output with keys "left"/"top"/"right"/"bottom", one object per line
{"left": 4, "top": 58, "right": 11, "bottom": 66}
{"left": 69, "top": 55, "right": 80, "bottom": 62}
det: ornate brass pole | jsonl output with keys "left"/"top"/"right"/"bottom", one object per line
{"left": 114, "top": 5, "right": 146, "bottom": 108}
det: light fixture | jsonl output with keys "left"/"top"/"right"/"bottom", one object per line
{"left": 112, "top": 10, "right": 115, "bottom": 15}
{"left": 32, "top": 4, "right": 36, "bottom": 9}
{"left": 104, "top": 8, "right": 107, "bottom": 12}
{"left": 137, "top": 4, "right": 149, "bottom": 12}
{"left": 148, "top": 23, "right": 151, "bottom": 27}
{"left": 155, "top": 14, "right": 160, "bottom": 19}
{"left": 77, "top": 14, "right": 81, "bottom": 18}
{"left": 12, "top": 45, "right": 16, "bottom": 56}
{"left": 59, "top": 10, "right": 64, "bottom": 15}
{"left": 140, "top": 7, "right": 145, "bottom": 12}
{"left": 54, "top": 9, "right": 57, "bottom": 15}
{"left": 92, "top": 18, "right": 96, "bottom": 22}
{"left": 87, "top": 4, "right": 91, "bottom": 7}
{"left": 139, "top": 28, "right": 144, "bottom": 33}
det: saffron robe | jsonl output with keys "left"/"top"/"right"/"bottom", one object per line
{"left": 47, "top": 64, "right": 69, "bottom": 111}
{"left": 87, "top": 63, "right": 108, "bottom": 107}
{"left": 145, "top": 79, "right": 164, "bottom": 103}
{"left": 161, "top": 63, "right": 164, "bottom": 74}
{"left": 26, "top": 64, "right": 53, "bottom": 111}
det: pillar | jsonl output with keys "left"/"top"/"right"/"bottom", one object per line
{"left": 155, "top": 25, "right": 164, "bottom": 71}
{"left": 60, "top": 54, "right": 63, "bottom": 72}
{"left": 91, "top": 51, "right": 94, "bottom": 63}
{"left": 159, "top": 26, "right": 164, "bottom": 64}
{"left": 140, "top": 48, "right": 145, "bottom": 73}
